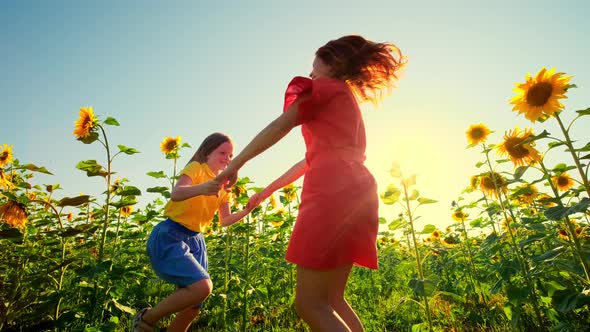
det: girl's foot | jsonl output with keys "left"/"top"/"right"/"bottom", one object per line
{"left": 131, "top": 308, "right": 154, "bottom": 332}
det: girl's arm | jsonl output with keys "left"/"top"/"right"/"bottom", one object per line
{"left": 250, "top": 159, "right": 307, "bottom": 207}
{"left": 170, "top": 175, "right": 221, "bottom": 201}
{"left": 215, "top": 101, "right": 301, "bottom": 188}
{"left": 217, "top": 202, "right": 250, "bottom": 227}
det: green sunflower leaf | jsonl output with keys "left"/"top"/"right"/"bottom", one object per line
{"left": 58, "top": 195, "right": 90, "bottom": 207}
{"left": 513, "top": 166, "right": 528, "bottom": 180}
{"left": 420, "top": 224, "right": 436, "bottom": 234}
{"left": 380, "top": 184, "right": 401, "bottom": 205}
{"left": 104, "top": 117, "right": 120, "bottom": 126}
{"left": 146, "top": 171, "right": 167, "bottom": 178}
{"left": 111, "top": 197, "right": 137, "bottom": 209}
{"left": 117, "top": 144, "right": 140, "bottom": 155}
{"left": 77, "top": 131, "right": 99, "bottom": 144}
{"left": 417, "top": 197, "right": 437, "bottom": 205}
{"left": 575, "top": 107, "right": 590, "bottom": 116}
{"left": 76, "top": 160, "right": 106, "bottom": 177}
{"left": 388, "top": 218, "right": 406, "bottom": 231}
{"left": 19, "top": 163, "right": 53, "bottom": 175}
{"left": 544, "top": 198, "right": 590, "bottom": 220}
{"left": 118, "top": 186, "right": 142, "bottom": 196}
{"left": 389, "top": 163, "right": 402, "bottom": 178}
{"left": 547, "top": 141, "right": 566, "bottom": 149}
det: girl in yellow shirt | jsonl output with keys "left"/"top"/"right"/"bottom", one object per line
{"left": 132, "top": 133, "right": 252, "bottom": 332}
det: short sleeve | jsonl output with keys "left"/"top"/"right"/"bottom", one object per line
{"left": 179, "top": 161, "right": 202, "bottom": 183}
{"left": 219, "top": 190, "right": 231, "bottom": 205}
{"left": 283, "top": 76, "right": 345, "bottom": 125}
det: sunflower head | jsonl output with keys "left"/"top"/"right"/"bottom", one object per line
{"left": 270, "top": 220, "right": 284, "bottom": 228}
{"left": 469, "top": 175, "right": 480, "bottom": 190}
{"left": 282, "top": 184, "right": 297, "bottom": 201}
{"left": 536, "top": 193, "right": 556, "bottom": 207}
{"left": 431, "top": 229, "right": 441, "bottom": 239}
{"left": 497, "top": 127, "right": 542, "bottom": 167}
{"left": 557, "top": 228, "right": 569, "bottom": 240}
{"left": 0, "top": 144, "right": 14, "bottom": 167}
{"left": 73, "top": 107, "right": 98, "bottom": 139}
{"left": 510, "top": 67, "right": 572, "bottom": 122}
{"left": 452, "top": 209, "right": 468, "bottom": 222}
{"left": 0, "top": 169, "right": 14, "bottom": 190}
{"left": 552, "top": 172, "right": 575, "bottom": 192}
{"left": 479, "top": 171, "right": 508, "bottom": 198}
{"left": 160, "top": 136, "right": 182, "bottom": 155}
{"left": 120, "top": 205, "right": 133, "bottom": 217}
{"left": 269, "top": 195, "right": 277, "bottom": 209}
{"left": 514, "top": 184, "right": 538, "bottom": 205}
{"left": 466, "top": 124, "right": 491, "bottom": 145}
{"left": 0, "top": 201, "right": 28, "bottom": 229}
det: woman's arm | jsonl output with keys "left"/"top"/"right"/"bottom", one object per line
{"left": 217, "top": 202, "right": 251, "bottom": 227}
{"left": 258, "top": 159, "right": 307, "bottom": 199}
{"left": 215, "top": 101, "right": 301, "bottom": 188}
{"left": 170, "top": 174, "right": 221, "bottom": 201}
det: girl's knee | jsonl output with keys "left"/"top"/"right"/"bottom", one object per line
{"left": 187, "top": 278, "right": 213, "bottom": 297}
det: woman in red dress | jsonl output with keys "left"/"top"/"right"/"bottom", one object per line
{"left": 216, "top": 35, "right": 405, "bottom": 332}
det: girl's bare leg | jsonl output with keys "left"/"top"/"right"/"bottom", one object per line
{"left": 141, "top": 278, "right": 212, "bottom": 328}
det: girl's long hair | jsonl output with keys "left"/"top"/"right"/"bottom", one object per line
{"left": 316, "top": 35, "right": 407, "bottom": 103}
{"left": 188, "top": 132, "right": 232, "bottom": 165}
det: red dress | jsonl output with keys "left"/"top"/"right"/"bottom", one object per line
{"left": 283, "top": 76, "right": 379, "bottom": 270}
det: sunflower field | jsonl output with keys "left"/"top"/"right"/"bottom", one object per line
{"left": 1, "top": 67, "right": 589, "bottom": 331}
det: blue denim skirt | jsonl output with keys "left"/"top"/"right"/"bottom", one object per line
{"left": 147, "top": 218, "right": 209, "bottom": 288}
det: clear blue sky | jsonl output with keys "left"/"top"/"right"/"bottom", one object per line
{"left": 2, "top": 0, "right": 589, "bottom": 231}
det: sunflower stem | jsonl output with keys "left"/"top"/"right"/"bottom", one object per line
{"left": 402, "top": 182, "right": 434, "bottom": 332}
{"left": 539, "top": 161, "right": 590, "bottom": 282}
{"left": 554, "top": 114, "right": 590, "bottom": 197}
{"left": 90, "top": 124, "right": 113, "bottom": 323}
{"left": 482, "top": 144, "right": 546, "bottom": 328}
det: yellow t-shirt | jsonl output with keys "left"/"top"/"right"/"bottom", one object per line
{"left": 164, "top": 162, "right": 230, "bottom": 232}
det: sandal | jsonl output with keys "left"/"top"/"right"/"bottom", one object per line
{"left": 131, "top": 307, "right": 154, "bottom": 332}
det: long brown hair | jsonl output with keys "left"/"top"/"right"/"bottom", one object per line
{"left": 315, "top": 35, "right": 407, "bottom": 103}
{"left": 188, "top": 133, "right": 232, "bottom": 164}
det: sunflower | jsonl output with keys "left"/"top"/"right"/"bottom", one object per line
{"left": 431, "top": 229, "right": 441, "bottom": 239}
{"left": 510, "top": 67, "right": 571, "bottom": 122}
{"left": 66, "top": 212, "right": 73, "bottom": 222}
{"left": 557, "top": 228, "right": 569, "bottom": 240}
{"left": 552, "top": 172, "right": 575, "bottom": 191}
{"left": 536, "top": 193, "right": 556, "bottom": 207}
{"left": 73, "top": 107, "right": 98, "bottom": 139}
{"left": 0, "top": 201, "right": 28, "bottom": 229}
{"left": 0, "top": 144, "right": 14, "bottom": 167}
{"left": 441, "top": 236, "right": 458, "bottom": 248}
{"left": 514, "top": 184, "right": 538, "bottom": 205}
{"left": 452, "top": 209, "right": 468, "bottom": 222}
{"left": 270, "top": 220, "right": 284, "bottom": 228}
{"left": 0, "top": 169, "right": 14, "bottom": 190}
{"left": 120, "top": 205, "right": 133, "bottom": 217}
{"left": 497, "top": 127, "right": 542, "bottom": 167}
{"left": 160, "top": 136, "right": 181, "bottom": 154}
{"left": 268, "top": 195, "right": 277, "bottom": 209}
{"left": 479, "top": 171, "right": 508, "bottom": 198}
{"left": 282, "top": 184, "right": 297, "bottom": 201}
{"left": 469, "top": 176, "right": 480, "bottom": 190}
{"left": 466, "top": 124, "right": 491, "bottom": 145}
